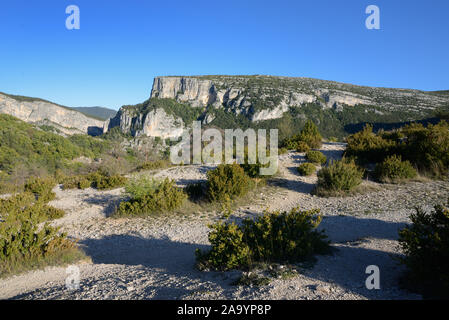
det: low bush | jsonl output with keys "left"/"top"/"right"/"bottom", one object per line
{"left": 0, "top": 192, "right": 65, "bottom": 223}
{"left": 185, "top": 182, "right": 206, "bottom": 201}
{"left": 306, "top": 150, "right": 327, "bottom": 165}
{"left": 136, "top": 160, "right": 172, "bottom": 171}
{"left": 62, "top": 171, "right": 127, "bottom": 190}
{"left": 296, "top": 141, "right": 311, "bottom": 153}
{"left": 0, "top": 211, "right": 83, "bottom": 277}
{"left": 298, "top": 120, "right": 323, "bottom": 149}
{"left": 115, "top": 177, "right": 187, "bottom": 216}
{"left": 24, "top": 177, "right": 57, "bottom": 203}
{"left": 196, "top": 207, "right": 330, "bottom": 271}
{"left": 281, "top": 120, "right": 322, "bottom": 150}
{"left": 375, "top": 155, "right": 417, "bottom": 183}
{"left": 297, "top": 163, "right": 316, "bottom": 176}
{"left": 206, "top": 164, "right": 251, "bottom": 202}
{"left": 398, "top": 199, "right": 449, "bottom": 298}
{"left": 316, "top": 159, "right": 364, "bottom": 196}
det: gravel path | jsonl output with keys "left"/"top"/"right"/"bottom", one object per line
{"left": 1, "top": 142, "right": 448, "bottom": 300}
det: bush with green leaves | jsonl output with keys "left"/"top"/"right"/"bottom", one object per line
{"left": 398, "top": 199, "right": 449, "bottom": 298}
{"left": 24, "top": 177, "right": 57, "bottom": 203}
{"left": 0, "top": 209, "right": 82, "bottom": 277}
{"left": 115, "top": 177, "right": 187, "bottom": 216}
{"left": 345, "top": 124, "right": 397, "bottom": 164}
{"left": 297, "top": 163, "right": 316, "bottom": 176}
{"left": 298, "top": 120, "right": 323, "bottom": 149}
{"left": 196, "top": 207, "right": 330, "bottom": 271}
{"left": 206, "top": 164, "right": 251, "bottom": 202}
{"left": 345, "top": 121, "right": 449, "bottom": 177}
{"left": 0, "top": 192, "right": 65, "bottom": 223}
{"left": 281, "top": 120, "right": 322, "bottom": 150}
{"left": 62, "top": 171, "right": 127, "bottom": 190}
{"left": 375, "top": 155, "right": 417, "bottom": 183}
{"left": 296, "top": 141, "right": 311, "bottom": 153}
{"left": 306, "top": 150, "right": 327, "bottom": 165}
{"left": 316, "top": 159, "right": 364, "bottom": 196}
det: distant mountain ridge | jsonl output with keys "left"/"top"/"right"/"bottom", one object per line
{"left": 70, "top": 106, "right": 117, "bottom": 121}
{"left": 0, "top": 91, "right": 104, "bottom": 135}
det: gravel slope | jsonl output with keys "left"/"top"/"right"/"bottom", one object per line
{"left": 1, "top": 142, "right": 448, "bottom": 300}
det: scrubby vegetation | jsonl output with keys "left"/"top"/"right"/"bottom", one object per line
{"left": 0, "top": 183, "right": 84, "bottom": 277}
{"left": 345, "top": 121, "right": 449, "bottom": 178}
{"left": 24, "top": 177, "right": 57, "bottom": 203}
{"left": 398, "top": 199, "right": 449, "bottom": 298}
{"left": 61, "top": 171, "right": 127, "bottom": 190}
{"left": 114, "top": 177, "right": 187, "bottom": 217}
{"left": 374, "top": 155, "right": 417, "bottom": 183}
{"left": 316, "top": 159, "right": 364, "bottom": 196}
{"left": 305, "top": 150, "right": 327, "bottom": 165}
{"left": 206, "top": 164, "right": 252, "bottom": 202}
{"left": 195, "top": 207, "right": 330, "bottom": 271}
{"left": 281, "top": 120, "right": 322, "bottom": 150}
{"left": 297, "top": 163, "right": 316, "bottom": 176}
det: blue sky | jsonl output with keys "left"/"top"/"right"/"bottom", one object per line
{"left": 0, "top": 0, "right": 448, "bottom": 110}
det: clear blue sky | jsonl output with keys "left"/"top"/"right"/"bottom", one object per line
{"left": 1, "top": 0, "right": 448, "bottom": 110}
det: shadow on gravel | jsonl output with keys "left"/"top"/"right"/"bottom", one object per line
{"left": 319, "top": 215, "right": 407, "bottom": 243}
{"left": 267, "top": 177, "right": 315, "bottom": 194}
{"left": 84, "top": 194, "right": 125, "bottom": 217}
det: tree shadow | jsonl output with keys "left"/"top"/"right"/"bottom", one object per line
{"left": 267, "top": 177, "right": 316, "bottom": 194}
{"left": 84, "top": 194, "right": 125, "bottom": 217}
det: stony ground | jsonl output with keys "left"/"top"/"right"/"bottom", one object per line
{"left": 1, "top": 142, "right": 448, "bottom": 300}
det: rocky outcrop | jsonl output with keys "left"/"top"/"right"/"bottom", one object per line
{"left": 104, "top": 105, "right": 184, "bottom": 139}
{"left": 0, "top": 93, "right": 104, "bottom": 135}
{"left": 107, "top": 75, "right": 449, "bottom": 139}
{"left": 149, "top": 76, "right": 449, "bottom": 122}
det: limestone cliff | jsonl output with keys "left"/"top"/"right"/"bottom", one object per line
{"left": 0, "top": 92, "right": 104, "bottom": 135}
{"left": 107, "top": 75, "right": 449, "bottom": 139}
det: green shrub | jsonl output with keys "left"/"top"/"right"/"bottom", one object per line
{"left": 345, "top": 124, "right": 397, "bottom": 163}
{"left": 62, "top": 175, "right": 92, "bottom": 190}
{"left": 296, "top": 141, "right": 311, "bottom": 153}
{"left": 136, "top": 160, "right": 172, "bottom": 171}
{"left": 306, "top": 150, "right": 327, "bottom": 165}
{"left": 24, "top": 177, "right": 57, "bottom": 203}
{"left": 62, "top": 171, "right": 127, "bottom": 190}
{"left": 196, "top": 207, "right": 330, "bottom": 271}
{"left": 0, "top": 210, "right": 82, "bottom": 277}
{"left": 375, "top": 155, "right": 417, "bottom": 183}
{"left": 281, "top": 120, "right": 322, "bottom": 150}
{"left": 90, "top": 172, "right": 128, "bottom": 190}
{"left": 316, "top": 159, "right": 364, "bottom": 196}
{"left": 0, "top": 192, "right": 65, "bottom": 223}
{"left": 278, "top": 147, "right": 288, "bottom": 155}
{"left": 298, "top": 120, "right": 322, "bottom": 149}
{"left": 297, "top": 163, "right": 316, "bottom": 176}
{"left": 398, "top": 200, "right": 449, "bottom": 298}
{"left": 206, "top": 164, "right": 251, "bottom": 202}
{"left": 115, "top": 177, "right": 187, "bottom": 216}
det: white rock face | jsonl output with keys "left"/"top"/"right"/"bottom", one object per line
{"left": 149, "top": 76, "right": 382, "bottom": 122}
{"left": 0, "top": 93, "right": 104, "bottom": 135}
{"left": 137, "top": 108, "right": 184, "bottom": 139}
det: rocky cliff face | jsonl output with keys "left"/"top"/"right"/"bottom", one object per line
{"left": 0, "top": 92, "right": 105, "bottom": 135}
{"left": 150, "top": 75, "right": 449, "bottom": 121}
{"left": 104, "top": 105, "right": 184, "bottom": 139}
{"left": 107, "top": 75, "right": 449, "bottom": 139}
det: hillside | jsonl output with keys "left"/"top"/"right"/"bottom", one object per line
{"left": 106, "top": 75, "right": 449, "bottom": 140}
{"left": 71, "top": 106, "right": 117, "bottom": 121}
{"left": 0, "top": 92, "right": 105, "bottom": 135}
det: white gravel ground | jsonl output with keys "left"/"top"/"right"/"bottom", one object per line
{"left": 1, "top": 142, "right": 448, "bottom": 300}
